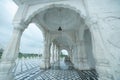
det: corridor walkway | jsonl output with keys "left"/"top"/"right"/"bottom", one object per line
{"left": 13, "top": 58, "right": 98, "bottom": 80}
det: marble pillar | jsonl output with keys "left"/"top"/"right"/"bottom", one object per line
{"left": 79, "top": 40, "right": 90, "bottom": 70}
{"left": 0, "top": 26, "right": 24, "bottom": 80}
{"left": 55, "top": 46, "right": 58, "bottom": 62}
{"left": 88, "top": 18, "right": 114, "bottom": 80}
{"left": 58, "top": 48, "right": 60, "bottom": 67}
{"left": 54, "top": 45, "right": 56, "bottom": 62}
{"left": 52, "top": 43, "right": 55, "bottom": 64}
{"left": 50, "top": 43, "right": 53, "bottom": 64}
{"left": 52, "top": 43, "right": 54, "bottom": 63}
{"left": 56, "top": 47, "right": 58, "bottom": 61}
{"left": 72, "top": 45, "right": 79, "bottom": 69}
{"left": 40, "top": 33, "right": 51, "bottom": 69}
{"left": 70, "top": 49, "right": 74, "bottom": 64}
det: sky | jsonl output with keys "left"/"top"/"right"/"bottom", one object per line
{"left": 0, "top": 0, "right": 44, "bottom": 54}
{"left": 61, "top": 50, "right": 68, "bottom": 55}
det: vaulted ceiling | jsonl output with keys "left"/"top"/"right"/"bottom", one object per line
{"left": 35, "top": 7, "right": 83, "bottom": 32}
{"left": 32, "top": 7, "right": 85, "bottom": 49}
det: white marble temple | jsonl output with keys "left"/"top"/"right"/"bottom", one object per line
{"left": 0, "top": 0, "right": 120, "bottom": 80}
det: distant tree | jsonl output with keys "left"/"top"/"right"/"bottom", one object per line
{"left": 0, "top": 48, "right": 4, "bottom": 59}
{"left": 60, "top": 52, "right": 66, "bottom": 58}
{"left": 18, "top": 52, "right": 42, "bottom": 59}
{"left": 0, "top": 52, "right": 2, "bottom": 59}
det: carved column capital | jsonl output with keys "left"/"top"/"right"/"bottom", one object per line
{"left": 13, "top": 21, "right": 28, "bottom": 31}
{"left": 85, "top": 17, "right": 99, "bottom": 30}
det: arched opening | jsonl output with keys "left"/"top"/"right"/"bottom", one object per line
{"left": 60, "top": 49, "right": 69, "bottom": 61}
{"left": 59, "top": 49, "right": 73, "bottom": 70}
{"left": 20, "top": 23, "right": 44, "bottom": 54}
{"left": 12, "top": 23, "right": 44, "bottom": 76}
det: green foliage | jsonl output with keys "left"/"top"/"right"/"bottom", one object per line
{"left": 0, "top": 52, "right": 42, "bottom": 59}
{"left": 0, "top": 52, "right": 2, "bottom": 59}
{"left": 60, "top": 52, "right": 66, "bottom": 58}
{"left": 18, "top": 52, "right": 42, "bottom": 58}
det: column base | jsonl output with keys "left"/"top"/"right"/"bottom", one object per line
{"left": 0, "top": 61, "right": 15, "bottom": 80}
{"left": 0, "top": 72, "right": 14, "bottom": 80}
{"left": 96, "top": 66, "right": 114, "bottom": 80}
{"left": 78, "top": 67, "right": 90, "bottom": 70}
{"left": 73, "top": 62, "right": 79, "bottom": 69}
{"left": 98, "top": 73, "right": 114, "bottom": 80}
{"left": 40, "top": 59, "right": 50, "bottom": 69}
{"left": 40, "top": 61, "right": 46, "bottom": 69}
{"left": 77, "top": 62, "right": 91, "bottom": 70}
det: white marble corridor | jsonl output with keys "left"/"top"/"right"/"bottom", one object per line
{"left": 0, "top": 0, "right": 120, "bottom": 80}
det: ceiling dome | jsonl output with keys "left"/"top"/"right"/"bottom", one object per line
{"left": 39, "top": 7, "right": 81, "bottom": 31}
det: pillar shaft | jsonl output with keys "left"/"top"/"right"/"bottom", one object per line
{"left": 78, "top": 41, "right": 90, "bottom": 70}
{"left": 54, "top": 45, "right": 56, "bottom": 62}
{"left": 55, "top": 45, "right": 58, "bottom": 62}
{"left": 2, "top": 28, "right": 23, "bottom": 61}
{"left": 72, "top": 45, "right": 79, "bottom": 69}
{"left": 57, "top": 48, "right": 59, "bottom": 61}
{"left": 52, "top": 43, "right": 55, "bottom": 63}
{"left": 0, "top": 26, "right": 24, "bottom": 80}
{"left": 89, "top": 19, "right": 114, "bottom": 80}
{"left": 40, "top": 32, "right": 51, "bottom": 69}
{"left": 50, "top": 43, "right": 53, "bottom": 64}
{"left": 58, "top": 49, "right": 60, "bottom": 66}
{"left": 44, "top": 43, "right": 50, "bottom": 69}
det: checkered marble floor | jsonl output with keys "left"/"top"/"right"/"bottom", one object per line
{"left": 35, "top": 70, "right": 80, "bottom": 80}
{"left": 15, "top": 69, "right": 98, "bottom": 80}
{"left": 14, "top": 58, "right": 98, "bottom": 80}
